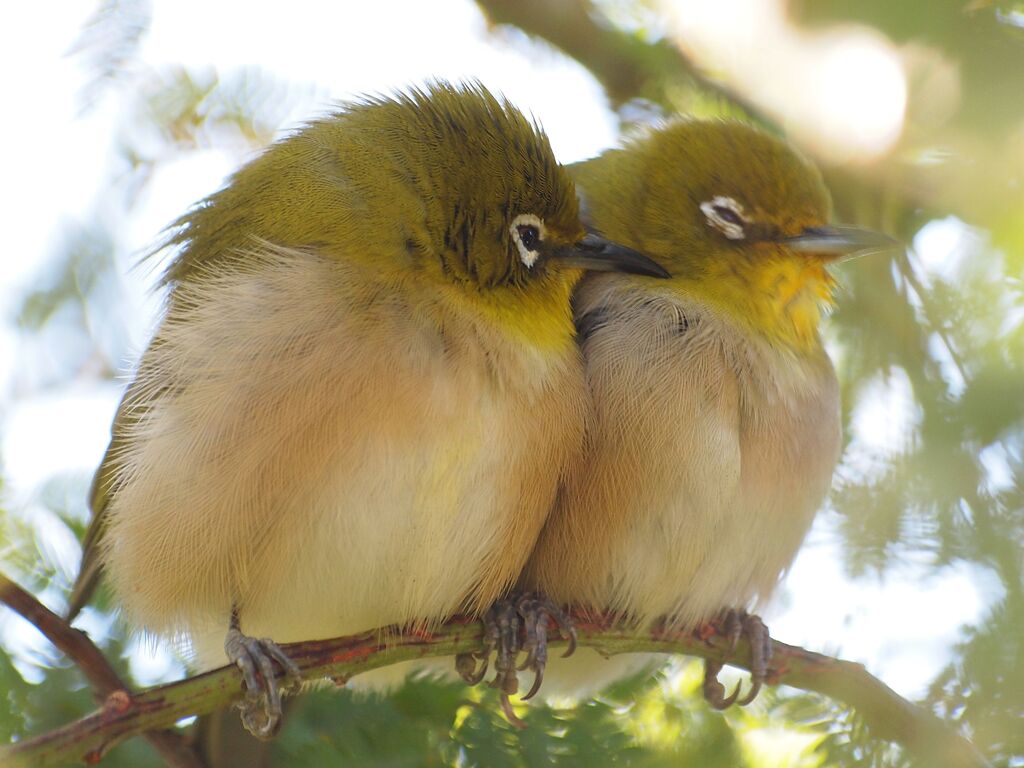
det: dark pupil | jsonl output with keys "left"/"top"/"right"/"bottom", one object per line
{"left": 713, "top": 205, "right": 744, "bottom": 226}
{"left": 517, "top": 224, "right": 540, "bottom": 251}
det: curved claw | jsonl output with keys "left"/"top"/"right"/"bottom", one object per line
{"left": 544, "top": 601, "right": 577, "bottom": 658}
{"left": 514, "top": 592, "right": 558, "bottom": 701}
{"left": 517, "top": 596, "right": 541, "bottom": 672}
{"left": 703, "top": 659, "right": 741, "bottom": 710}
{"left": 516, "top": 650, "right": 536, "bottom": 672}
{"left": 711, "top": 681, "right": 743, "bottom": 711}
{"left": 561, "top": 627, "right": 578, "bottom": 659}
{"left": 456, "top": 652, "right": 489, "bottom": 685}
{"left": 736, "top": 678, "right": 761, "bottom": 707}
{"left": 520, "top": 604, "right": 548, "bottom": 700}
{"left": 521, "top": 667, "right": 544, "bottom": 701}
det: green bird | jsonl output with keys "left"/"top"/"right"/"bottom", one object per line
{"left": 522, "top": 119, "right": 893, "bottom": 704}
{"left": 66, "top": 82, "right": 668, "bottom": 736}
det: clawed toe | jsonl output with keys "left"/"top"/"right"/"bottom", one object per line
{"left": 225, "top": 627, "right": 300, "bottom": 738}
{"left": 492, "top": 600, "right": 521, "bottom": 687}
{"left": 515, "top": 593, "right": 575, "bottom": 700}
{"left": 701, "top": 609, "right": 773, "bottom": 710}
{"left": 456, "top": 591, "right": 576, "bottom": 711}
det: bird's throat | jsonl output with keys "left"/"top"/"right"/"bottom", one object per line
{"left": 438, "top": 269, "right": 580, "bottom": 354}
{"left": 690, "top": 257, "right": 835, "bottom": 353}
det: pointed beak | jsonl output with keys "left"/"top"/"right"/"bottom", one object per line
{"left": 780, "top": 226, "right": 900, "bottom": 261}
{"left": 553, "top": 233, "right": 670, "bottom": 278}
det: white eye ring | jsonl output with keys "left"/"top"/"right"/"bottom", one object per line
{"left": 700, "top": 196, "right": 748, "bottom": 240}
{"left": 510, "top": 213, "right": 546, "bottom": 268}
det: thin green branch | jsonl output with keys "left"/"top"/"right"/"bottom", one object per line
{"left": 1, "top": 589, "right": 987, "bottom": 768}
{"left": 474, "top": 0, "right": 771, "bottom": 121}
{"left": 0, "top": 573, "right": 201, "bottom": 768}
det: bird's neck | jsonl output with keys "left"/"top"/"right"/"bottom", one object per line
{"left": 682, "top": 257, "right": 835, "bottom": 353}
{"left": 431, "top": 270, "right": 581, "bottom": 355}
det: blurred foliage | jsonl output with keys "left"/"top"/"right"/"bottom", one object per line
{"left": 2, "top": 0, "right": 1022, "bottom": 766}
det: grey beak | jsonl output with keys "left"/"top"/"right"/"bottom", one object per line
{"left": 556, "top": 233, "right": 670, "bottom": 278}
{"left": 781, "top": 226, "right": 900, "bottom": 261}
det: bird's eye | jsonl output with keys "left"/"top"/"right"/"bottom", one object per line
{"left": 509, "top": 213, "right": 546, "bottom": 268}
{"left": 712, "top": 204, "right": 744, "bottom": 226}
{"left": 700, "top": 196, "right": 748, "bottom": 241}
{"left": 517, "top": 224, "right": 540, "bottom": 252}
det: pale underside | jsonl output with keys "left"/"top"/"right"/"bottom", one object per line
{"left": 101, "top": 245, "right": 588, "bottom": 669}
{"left": 522, "top": 273, "right": 841, "bottom": 693}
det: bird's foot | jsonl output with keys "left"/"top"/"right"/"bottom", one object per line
{"left": 455, "top": 591, "right": 576, "bottom": 712}
{"left": 224, "top": 626, "right": 301, "bottom": 739}
{"left": 455, "top": 599, "right": 520, "bottom": 691}
{"left": 702, "top": 609, "right": 771, "bottom": 710}
{"left": 514, "top": 592, "right": 577, "bottom": 700}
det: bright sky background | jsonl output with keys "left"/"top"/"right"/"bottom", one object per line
{"left": 0, "top": 0, "right": 999, "bottom": 706}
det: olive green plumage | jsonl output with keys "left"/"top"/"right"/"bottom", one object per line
{"left": 571, "top": 120, "right": 834, "bottom": 351}
{"left": 162, "top": 85, "right": 580, "bottom": 289}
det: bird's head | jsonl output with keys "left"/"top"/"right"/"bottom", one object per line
{"left": 573, "top": 120, "right": 894, "bottom": 351}
{"left": 161, "top": 82, "right": 666, "bottom": 349}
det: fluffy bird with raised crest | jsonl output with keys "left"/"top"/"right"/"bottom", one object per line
{"left": 66, "top": 82, "right": 668, "bottom": 735}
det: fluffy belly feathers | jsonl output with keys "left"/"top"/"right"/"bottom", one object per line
{"left": 525, "top": 280, "right": 840, "bottom": 639}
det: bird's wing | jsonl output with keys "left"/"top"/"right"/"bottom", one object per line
{"left": 66, "top": 446, "right": 115, "bottom": 620}
{"left": 66, "top": 357, "right": 157, "bottom": 620}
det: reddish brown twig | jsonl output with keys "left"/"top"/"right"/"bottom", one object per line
{"left": 0, "top": 572, "right": 201, "bottom": 768}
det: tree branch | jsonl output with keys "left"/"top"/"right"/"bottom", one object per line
{"left": 474, "top": 0, "right": 771, "bottom": 122}
{"left": 1, "top": 583, "right": 986, "bottom": 768}
{"left": 0, "top": 573, "right": 201, "bottom": 768}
